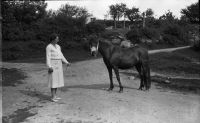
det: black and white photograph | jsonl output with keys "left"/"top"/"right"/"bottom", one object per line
{"left": 1, "top": 0, "right": 199, "bottom": 123}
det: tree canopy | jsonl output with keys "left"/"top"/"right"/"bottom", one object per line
{"left": 181, "top": 1, "right": 199, "bottom": 24}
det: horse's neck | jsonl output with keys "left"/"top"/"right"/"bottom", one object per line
{"left": 99, "top": 41, "right": 113, "bottom": 59}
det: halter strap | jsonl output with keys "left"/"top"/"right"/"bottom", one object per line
{"left": 96, "top": 40, "right": 99, "bottom": 51}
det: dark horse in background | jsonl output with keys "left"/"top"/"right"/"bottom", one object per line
{"left": 89, "top": 37, "right": 151, "bottom": 93}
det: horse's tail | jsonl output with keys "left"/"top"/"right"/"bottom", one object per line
{"left": 147, "top": 64, "right": 151, "bottom": 89}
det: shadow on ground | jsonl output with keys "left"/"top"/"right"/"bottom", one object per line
{"left": 1, "top": 68, "right": 27, "bottom": 86}
{"left": 121, "top": 70, "right": 200, "bottom": 94}
{"left": 2, "top": 106, "right": 37, "bottom": 123}
{"left": 61, "top": 83, "right": 139, "bottom": 92}
{"left": 154, "top": 77, "right": 200, "bottom": 95}
{"left": 19, "top": 90, "right": 51, "bottom": 103}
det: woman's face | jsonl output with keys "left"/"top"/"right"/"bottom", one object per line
{"left": 54, "top": 36, "right": 59, "bottom": 43}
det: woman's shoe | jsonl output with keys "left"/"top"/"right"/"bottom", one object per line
{"left": 55, "top": 96, "right": 61, "bottom": 100}
{"left": 51, "top": 98, "right": 58, "bottom": 102}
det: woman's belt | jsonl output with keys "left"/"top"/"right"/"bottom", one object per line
{"left": 51, "top": 58, "right": 62, "bottom": 60}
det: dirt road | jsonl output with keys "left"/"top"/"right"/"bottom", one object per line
{"left": 1, "top": 46, "right": 200, "bottom": 123}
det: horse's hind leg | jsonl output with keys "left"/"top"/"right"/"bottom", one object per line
{"left": 146, "top": 64, "right": 151, "bottom": 90}
{"left": 113, "top": 67, "right": 123, "bottom": 93}
{"left": 142, "top": 62, "right": 150, "bottom": 91}
{"left": 136, "top": 64, "right": 144, "bottom": 90}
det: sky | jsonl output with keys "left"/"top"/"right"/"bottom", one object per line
{"left": 46, "top": 0, "right": 198, "bottom": 19}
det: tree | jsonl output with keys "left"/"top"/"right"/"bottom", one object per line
{"left": 109, "top": 3, "right": 128, "bottom": 29}
{"left": 2, "top": 1, "right": 47, "bottom": 41}
{"left": 58, "top": 4, "right": 90, "bottom": 19}
{"left": 145, "top": 8, "right": 154, "bottom": 18}
{"left": 125, "top": 7, "right": 141, "bottom": 22}
{"left": 125, "top": 7, "right": 142, "bottom": 29}
{"left": 118, "top": 3, "right": 127, "bottom": 28}
{"left": 181, "top": 2, "right": 199, "bottom": 24}
{"left": 109, "top": 5, "right": 118, "bottom": 29}
{"left": 143, "top": 8, "right": 155, "bottom": 28}
{"left": 159, "top": 10, "right": 177, "bottom": 23}
{"left": 115, "top": 4, "right": 123, "bottom": 22}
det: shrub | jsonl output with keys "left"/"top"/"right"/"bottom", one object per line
{"left": 9, "top": 44, "right": 24, "bottom": 52}
{"left": 86, "top": 21, "right": 105, "bottom": 34}
{"left": 101, "top": 30, "right": 121, "bottom": 39}
{"left": 2, "top": 51, "right": 23, "bottom": 60}
{"left": 23, "top": 30, "right": 36, "bottom": 41}
{"left": 28, "top": 41, "right": 46, "bottom": 50}
{"left": 162, "top": 24, "right": 189, "bottom": 44}
{"left": 141, "top": 27, "right": 160, "bottom": 40}
{"left": 126, "top": 28, "right": 142, "bottom": 43}
{"left": 163, "top": 34, "right": 178, "bottom": 45}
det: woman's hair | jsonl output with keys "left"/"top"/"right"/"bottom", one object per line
{"left": 49, "top": 33, "right": 58, "bottom": 42}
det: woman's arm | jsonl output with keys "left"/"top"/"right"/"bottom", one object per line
{"left": 46, "top": 46, "right": 52, "bottom": 68}
{"left": 59, "top": 46, "right": 70, "bottom": 64}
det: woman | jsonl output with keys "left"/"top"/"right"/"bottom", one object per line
{"left": 46, "top": 33, "right": 70, "bottom": 102}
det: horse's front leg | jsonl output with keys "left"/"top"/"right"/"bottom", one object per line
{"left": 107, "top": 67, "right": 114, "bottom": 91}
{"left": 113, "top": 67, "right": 123, "bottom": 93}
{"left": 103, "top": 58, "right": 114, "bottom": 91}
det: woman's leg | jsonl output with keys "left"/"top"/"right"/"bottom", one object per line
{"left": 51, "top": 88, "right": 56, "bottom": 99}
{"left": 55, "top": 88, "right": 57, "bottom": 95}
{"left": 54, "top": 88, "right": 61, "bottom": 99}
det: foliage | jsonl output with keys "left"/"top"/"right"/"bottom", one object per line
{"left": 28, "top": 41, "right": 46, "bottom": 49}
{"left": 101, "top": 30, "right": 122, "bottom": 39}
{"left": 141, "top": 27, "right": 160, "bottom": 40}
{"left": 86, "top": 21, "right": 105, "bottom": 34}
{"left": 145, "top": 8, "right": 154, "bottom": 18}
{"left": 109, "top": 3, "right": 128, "bottom": 29}
{"left": 126, "top": 27, "right": 160, "bottom": 43}
{"left": 159, "top": 10, "right": 179, "bottom": 24}
{"left": 125, "top": 7, "right": 141, "bottom": 22}
{"left": 181, "top": 1, "right": 199, "bottom": 24}
{"left": 126, "top": 28, "right": 142, "bottom": 43}
{"left": 2, "top": 1, "right": 199, "bottom": 61}
{"left": 162, "top": 23, "right": 190, "bottom": 45}
{"left": 2, "top": 1, "right": 47, "bottom": 41}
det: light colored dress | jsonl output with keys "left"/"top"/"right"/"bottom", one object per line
{"left": 46, "top": 44, "right": 69, "bottom": 88}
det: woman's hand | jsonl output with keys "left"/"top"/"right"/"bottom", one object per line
{"left": 48, "top": 67, "right": 53, "bottom": 73}
{"left": 66, "top": 62, "right": 71, "bottom": 67}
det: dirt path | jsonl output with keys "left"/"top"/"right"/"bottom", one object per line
{"left": 1, "top": 46, "right": 200, "bottom": 123}
{"left": 149, "top": 46, "right": 191, "bottom": 54}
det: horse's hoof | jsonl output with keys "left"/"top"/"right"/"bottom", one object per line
{"left": 119, "top": 88, "right": 123, "bottom": 93}
{"left": 107, "top": 88, "right": 113, "bottom": 91}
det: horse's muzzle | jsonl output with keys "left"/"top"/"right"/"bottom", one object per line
{"left": 91, "top": 51, "right": 97, "bottom": 57}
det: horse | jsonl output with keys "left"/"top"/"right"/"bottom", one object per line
{"left": 89, "top": 38, "right": 151, "bottom": 93}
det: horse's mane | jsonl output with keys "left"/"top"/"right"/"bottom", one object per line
{"left": 99, "top": 38, "right": 113, "bottom": 46}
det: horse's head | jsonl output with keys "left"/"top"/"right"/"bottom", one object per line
{"left": 89, "top": 36, "right": 99, "bottom": 57}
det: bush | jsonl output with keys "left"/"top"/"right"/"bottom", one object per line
{"left": 162, "top": 24, "right": 189, "bottom": 44}
{"left": 101, "top": 30, "right": 121, "bottom": 40}
{"left": 3, "top": 51, "right": 23, "bottom": 60}
{"left": 192, "top": 40, "right": 200, "bottom": 51}
{"left": 23, "top": 30, "right": 36, "bottom": 41}
{"left": 141, "top": 27, "right": 160, "bottom": 40}
{"left": 126, "top": 28, "right": 142, "bottom": 43}
{"left": 28, "top": 41, "right": 46, "bottom": 50}
{"left": 163, "top": 34, "right": 178, "bottom": 45}
{"left": 9, "top": 44, "right": 24, "bottom": 52}
{"left": 86, "top": 21, "right": 105, "bottom": 34}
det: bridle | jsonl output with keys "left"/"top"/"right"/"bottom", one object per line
{"left": 90, "top": 40, "right": 99, "bottom": 55}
